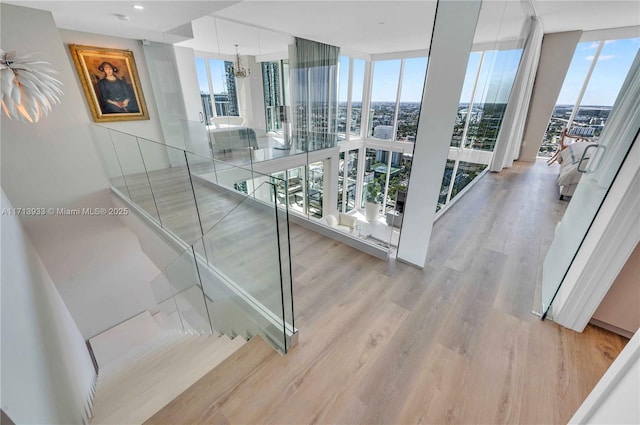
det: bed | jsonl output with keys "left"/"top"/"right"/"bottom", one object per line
{"left": 557, "top": 141, "right": 596, "bottom": 199}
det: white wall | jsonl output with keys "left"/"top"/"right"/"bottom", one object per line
{"left": 1, "top": 4, "right": 167, "bottom": 339}
{"left": 24, "top": 204, "right": 163, "bottom": 339}
{"left": 1, "top": 4, "right": 110, "bottom": 210}
{"left": 174, "top": 45, "right": 204, "bottom": 123}
{"left": 520, "top": 31, "right": 582, "bottom": 162}
{"left": 59, "top": 29, "right": 166, "bottom": 143}
{"left": 1, "top": 191, "right": 96, "bottom": 425}
{"left": 58, "top": 29, "right": 172, "bottom": 171}
{"left": 243, "top": 55, "right": 268, "bottom": 136}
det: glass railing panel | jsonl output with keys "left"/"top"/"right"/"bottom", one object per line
{"left": 164, "top": 249, "right": 213, "bottom": 335}
{"left": 209, "top": 126, "right": 256, "bottom": 167}
{"left": 150, "top": 265, "right": 184, "bottom": 332}
{"left": 274, "top": 184, "right": 294, "bottom": 331}
{"left": 137, "top": 137, "right": 203, "bottom": 245}
{"left": 109, "top": 130, "right": 160, "bottom": 222}
{"left": 198, "top": 181, "right": 286, "bottom": 327}
{"left": 90, "top": 125, "right": 130, "bottom": 198}
{"left": 179, "top": 119, "right": 213, "bottom": 159}
{"left": 187, "top": 153, "right": 246, "bottom": 233}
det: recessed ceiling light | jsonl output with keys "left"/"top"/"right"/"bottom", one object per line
{"left": 133, "top": 5, "right": 144, "bottom": 10}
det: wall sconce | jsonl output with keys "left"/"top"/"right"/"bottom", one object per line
{"left": 233, "top": 44, "right": 250, "bottom": 78}
{"left": 1, "top": 49, "right": 63, "bottom": 123}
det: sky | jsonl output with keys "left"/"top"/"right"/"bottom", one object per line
{"left": 368, "top": 58, "right": 428, "bottom": 103}
{"left": 196, "top": 58, "right": 229, "bottom": 94}
{"left": 557, "top": 37, "right": 640, "bottom": 106}
{"left": 196, "top": 36, "right": 639, "bottom": 107}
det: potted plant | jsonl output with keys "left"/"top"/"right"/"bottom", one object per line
{"left": 364, "top": 181, "right": 381, "bottom": 222}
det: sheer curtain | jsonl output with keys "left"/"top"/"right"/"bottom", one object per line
{"left": 291, "top": 37, "right": 340, "bottom": 151}
{"left": 490, "top": 16, "right": 543, "bottom": 171}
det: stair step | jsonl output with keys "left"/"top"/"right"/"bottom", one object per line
{"left": 144, "top": 336, "right": 273, "bottom": 425}
{"left": 90, "top": 311, "right": 162, "bottom": 369}
{"left": 90, "top": 333, "right": 246, "bottom": 425}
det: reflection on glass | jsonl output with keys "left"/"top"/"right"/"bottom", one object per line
{"left": 397, "top": 57, "right": 427, "bottom": 142}
{"left": 438, "top": 159, "right": 456, "bottom": 211}
{"left": 350, "top": 59, "right": 365, "bottom": 136}
{"left": 450, "top": 161, "right": 488, "bottom": 201}
{"left": 370, "top": 60, "right": 401, "bottom": 138}
{"left": 451, "top": 53, "right": 481, "bottom": 147}
{"left": 439, "top": 45, "right": 522, "bottom": 213}
{"left": 465, "top": 49, "right": 522, "bottom": 151}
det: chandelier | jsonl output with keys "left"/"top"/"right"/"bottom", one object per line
{"left": 232, "top": 44, "right": 250, "bottom": 78}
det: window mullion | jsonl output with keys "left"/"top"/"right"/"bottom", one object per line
{"left": 445, "top": 160, "right": 459, "bottom": 204}
{"left": 567, "top": 40, "right": 604, "bottom": 128}
{"left": 382, "top": 151, "right": 392, "bottom": 216}
{"left": 346, "top": 57, "right": 354, "bottom": 141}
{"left": 392, "top": 59, "right": 405, "bottom": 141}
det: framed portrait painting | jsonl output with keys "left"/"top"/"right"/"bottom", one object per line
{"left": 69, "top": 44, "right": 149, "bottom": 122}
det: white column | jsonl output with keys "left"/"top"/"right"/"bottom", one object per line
{"left": 397, "top": 0, "right": 482, "bottom": 268}
{"left": 519, "top": 31, "right": 582, "bottom": 162}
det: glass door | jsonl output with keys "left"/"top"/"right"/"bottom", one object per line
{"left": 541, "top": 51, "right": 640, "bottom": 318}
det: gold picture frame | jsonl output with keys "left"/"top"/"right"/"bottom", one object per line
{"left": 69, "top": 44, "right": 149, "bottom": 122}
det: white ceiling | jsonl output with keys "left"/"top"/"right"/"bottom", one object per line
{"left": 5, "top": 1, "right": 640, "bottom": 55}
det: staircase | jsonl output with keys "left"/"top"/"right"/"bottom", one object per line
{"left": 88, "top": 312, "right": 246, "bottom": 425}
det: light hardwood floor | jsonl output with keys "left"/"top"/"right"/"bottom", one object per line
{"left": 145, "top": 160, "right": 627, "bottom": 425}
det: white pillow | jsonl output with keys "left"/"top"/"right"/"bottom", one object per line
{"left": 567, "top": 142, "right": 595, "bottom": 165}
{"left": 339, "top": 213, "right": 357, "bottom": 228}
{"left": 325, "top": 215, "right": 338, "bottom": 227}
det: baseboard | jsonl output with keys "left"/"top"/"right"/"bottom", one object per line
{"left": 589, "top": 318, "right": 635, "bottom": 339}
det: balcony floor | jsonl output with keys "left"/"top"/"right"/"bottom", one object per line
{"left": 145, "top": 159, "right": 627, "bottom": 425}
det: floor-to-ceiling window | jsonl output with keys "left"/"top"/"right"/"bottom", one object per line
{"left": 194, "top": 56, "right": 240, "bottom": 123}
{"left": 538, "top": 36, "right": 640, "bottom": 158}
{"left": 369, "top": 60, "right": 402, "bottom": 139}
{"left": 437, "top": 46, "right": 523, "bottom": 212}
{"left": 358, "top": 56, "right": 427, "bottom": 221}
{"left": 396, "top": 58, "right": 428, "bottom": 142}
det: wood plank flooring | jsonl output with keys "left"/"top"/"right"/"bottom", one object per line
{"left": 145, "top": 160, "right": 627, "bottom": 424}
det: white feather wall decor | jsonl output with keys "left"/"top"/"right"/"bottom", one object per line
{"left": 1, "top": 49, "right": 63, "bottom": 123}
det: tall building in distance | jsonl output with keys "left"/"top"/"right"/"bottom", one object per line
{"left": 262, "top": 61, "right": 282, "bottom": 132}
{"left": 224, "top": 61, "right": 239, "bottom": 116}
